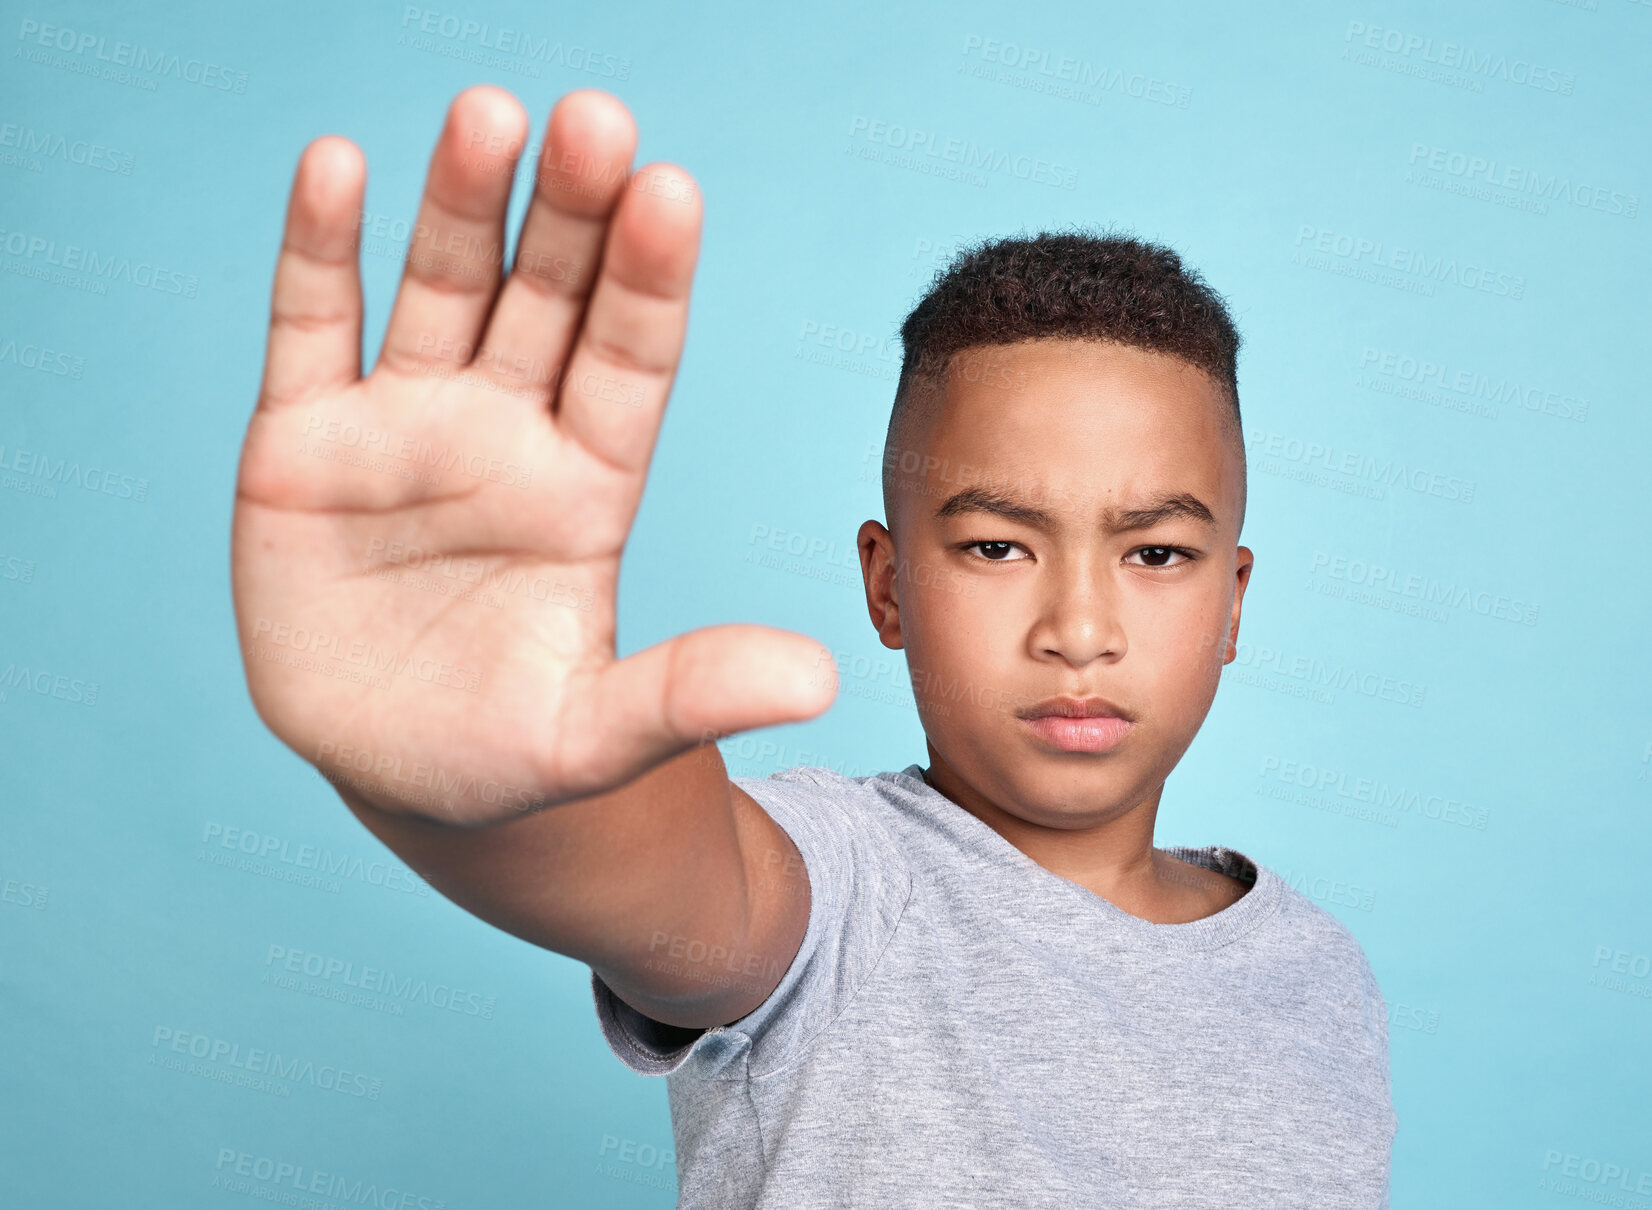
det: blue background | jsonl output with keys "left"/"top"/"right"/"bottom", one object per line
{"left": 3, "top": 0, "right": 1649, "bottom": 1205}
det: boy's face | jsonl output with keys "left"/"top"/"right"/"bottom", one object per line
{"left": 858, "top": 338, "right": 1253, "bottom": 830}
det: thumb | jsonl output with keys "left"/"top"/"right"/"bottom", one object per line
{"left": 546, "top": 624, "right": 838, "bottom": 796}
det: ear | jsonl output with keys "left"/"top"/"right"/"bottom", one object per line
{"left": 1221, "top": 545, "right": 1255, "bottom": 666}
{"left": 858, "top": 519, "right": 904, "bottom": 650}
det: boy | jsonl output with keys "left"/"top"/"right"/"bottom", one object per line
{"left": 232, "top": 84, "right": 1396, "bottom": 1207}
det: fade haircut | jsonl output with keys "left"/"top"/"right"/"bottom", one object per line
{"left": 883, "top": 228, "right": 1246, "bottom": 535}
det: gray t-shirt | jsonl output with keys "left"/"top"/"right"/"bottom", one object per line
{"left": 590, "top": 764, "right": 1396, "bottom": 1208}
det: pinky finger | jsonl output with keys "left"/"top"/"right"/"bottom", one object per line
{"left": 258, "top": 136, "right": 366, "bottom": 411}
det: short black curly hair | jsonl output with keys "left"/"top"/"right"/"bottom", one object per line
{"left": 884, "top": 227, "right": 1246, "bottom": 534}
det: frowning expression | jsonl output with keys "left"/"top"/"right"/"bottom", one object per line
{"left": 858, "top": 338, "right": 1253, "bottom": 828}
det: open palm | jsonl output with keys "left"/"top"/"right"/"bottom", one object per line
{"left": 231, "top": 87, "right": 833, "bottom": 826}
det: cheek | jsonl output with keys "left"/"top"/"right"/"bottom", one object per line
{"left": 902, "top": 554, "right": 977, "bottom": 607}
{"left": 1134, "top": 595, "right": 1232, "bottom": 680}
{"left": 903, "top": 582, "right": 1020, "bottom": 702}
{"left": 913, "top": 578, "right": 1021, "bottom": 673}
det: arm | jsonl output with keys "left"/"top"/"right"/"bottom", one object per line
{"left": 336, "top": 744, "right": 810, "bottom": 1029}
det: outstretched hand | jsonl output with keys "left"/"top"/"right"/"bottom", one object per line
{"left": 230, "top": 86, "right": 835, "bottom": 826}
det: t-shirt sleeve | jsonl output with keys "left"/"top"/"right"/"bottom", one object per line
{"left": 590, "top": 765, "right": 914, "bottom": 1079}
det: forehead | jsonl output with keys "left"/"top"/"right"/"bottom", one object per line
{"left": 911, "top": 339, "right": 1236, "bottom": 518}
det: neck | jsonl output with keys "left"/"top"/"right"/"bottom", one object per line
{"left": 919, "top": 746, "right": 1226, "bottom": 923}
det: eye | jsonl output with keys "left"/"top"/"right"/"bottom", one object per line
{"left": 1127, "top": 545, "right": 1197, "bottom": 568}
{"left": 960, "top": 540, "right": 1030, "bottom": 563}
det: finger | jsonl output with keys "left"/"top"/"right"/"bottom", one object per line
{"left": 553, "top": 162, "right": 702, "bottom": 474}
{"left": 375, "top": 85, "right": 528, "bottom": 382}
{"left": 258, "top": 136, "right": 366, "bottom": 410}
{"left": 546, "top": 626, "right": 837, "bottom": 797}
{"left": 474, "top": 90, "right": 637, "bottom": 397}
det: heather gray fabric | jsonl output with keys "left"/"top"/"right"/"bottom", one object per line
{"left": 590, "top": 764, "right": 1396, "bottom": 1208}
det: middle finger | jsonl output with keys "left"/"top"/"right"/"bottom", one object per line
{"left": 376, "top": 85, "right": 528, "bottom": 384}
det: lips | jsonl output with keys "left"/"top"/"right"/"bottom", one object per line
{"left": 1017, "top": 695, "right": 1133, "bottom": 722}
{"left": 1017, "top": 696, "right": 1134, "bottom": 753}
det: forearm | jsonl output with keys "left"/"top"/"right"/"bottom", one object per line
{"left": 331, "top": 741, "right": 797, "bottom": 1024}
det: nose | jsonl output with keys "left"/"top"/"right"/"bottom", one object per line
{"left": 1027, "top": 552, "right": 1126, "bottom": 667}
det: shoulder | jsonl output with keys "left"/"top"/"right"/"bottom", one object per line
{"left": 732, "top": 764, "right": 910, "bottom": 835}
{"left": 757, "top": 763, "right": 907, "bottom": 793}
{"left": 1262, "top": 864, "right": 1383, "bottom": 993}
{"left": 729, "top": 763, "right": 915, "bottom": 900}
{"left": 1259, "top": 863, "right": 1394, "bottom": 1096}
{"left": 721, "top": 765, "right": 919, "bottom": 1075}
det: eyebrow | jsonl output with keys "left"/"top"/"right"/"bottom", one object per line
{"left": 932, "top": 485, "right": 1217, "bottom": 533}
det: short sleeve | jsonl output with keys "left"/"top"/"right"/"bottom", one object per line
{"left": 590, "top": 765, "right": 914, "bottom": 1080}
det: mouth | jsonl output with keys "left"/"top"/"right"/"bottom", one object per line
{"left": 1016, "top": 696, "right": 1134, "bottom": 754}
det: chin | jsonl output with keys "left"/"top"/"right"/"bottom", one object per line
{"left": 987, "top": 758, "right": 1139, "bottom": 824}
